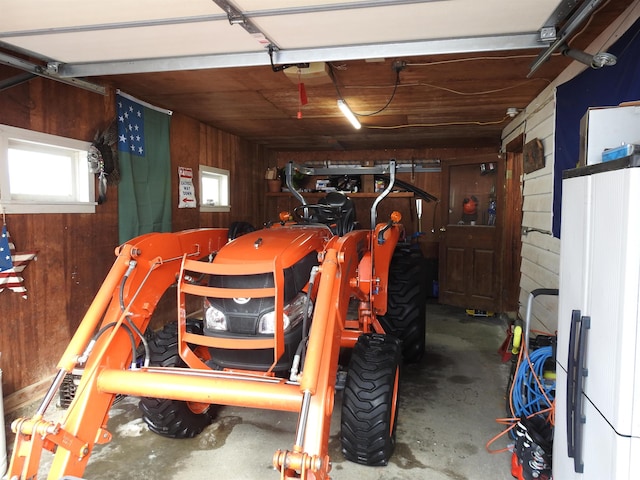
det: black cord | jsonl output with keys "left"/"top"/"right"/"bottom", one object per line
{"left": 328, "top": 63, "right": 401, "bottom": 117}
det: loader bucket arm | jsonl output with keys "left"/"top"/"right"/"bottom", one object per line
{"left": 273, "top": 217, "right": 403, "bottom": 479}
{"left": 273, "top": 231, "right": 366, "bottom": 479}
{"left": 8, "top": 229, "right": 228, "bottom": 480}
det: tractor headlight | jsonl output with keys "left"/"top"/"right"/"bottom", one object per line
{"left": 257, "top": 292, "right": 312, "bottom": 334}
{"left": 204, "top": 299, "right": 227, "bottom": 331}
{"left": 258, "top": 310, "right": 290, "bottom": 334}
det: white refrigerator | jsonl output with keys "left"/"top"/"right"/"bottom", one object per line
{"left": 554, "top": 158, "right": 640, "bottom": 479}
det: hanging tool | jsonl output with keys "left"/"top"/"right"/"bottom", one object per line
{"left": 416, "top": 198, "right": 423, "bottom": 233}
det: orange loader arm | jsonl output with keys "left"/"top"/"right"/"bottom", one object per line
{"left": 273, "top": 220, "right": 402, "bottom": 479}
{"left": 8, "top": 229, "right": 229, "bottom": 480}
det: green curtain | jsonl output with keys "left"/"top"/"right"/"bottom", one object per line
{"left": 117, "top": 93, "right": 172, "bottom": 244}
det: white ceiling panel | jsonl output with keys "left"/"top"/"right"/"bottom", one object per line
{"left": 255, "top": 1, "right": 560, "bottom": 50}
{"left": 1, "top": 21, "right": 263, "bottom": 63}
{"left": 0, "top": 0, "right": 222, "bottom": 31}
{"left": 237, "top": 0, "right": 396, "bottom": 7}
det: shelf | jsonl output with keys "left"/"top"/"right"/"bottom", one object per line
{"left": 266, "top": 192, "right": 414, "bottom": 198}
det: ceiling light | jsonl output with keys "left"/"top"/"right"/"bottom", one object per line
{"left": 337, "top": 100, "right": 361, "bottom": 129}
{"left": 506, "top": 107, "right": 520, "bottom": 118}
{"left": 562, "top": 47, "right": 617, "bottom": 69}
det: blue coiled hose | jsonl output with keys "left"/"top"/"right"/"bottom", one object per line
{"left": 511, "top": 346, "right": 555, "bottom": 418}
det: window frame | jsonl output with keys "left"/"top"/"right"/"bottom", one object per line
{"left": 0, "top": 124, "right": 96, "bottom": 214}
{"left": 199, "top": 165, "right": 231, "bottom": 213}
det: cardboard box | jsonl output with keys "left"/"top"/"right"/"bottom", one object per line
{"left": 579, "top": 105, "right": 640, "bottom": 166}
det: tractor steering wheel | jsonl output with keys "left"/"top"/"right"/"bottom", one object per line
{"left": 293, "top": 204, "right": 338, "bottom": 224}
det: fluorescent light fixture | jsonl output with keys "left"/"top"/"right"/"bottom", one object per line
{"left": 337, "top": 99, "right": 361, "bottom": 129}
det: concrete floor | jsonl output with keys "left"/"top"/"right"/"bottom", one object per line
{"left": 6, "top": 302, "right": 514, "bottom": 480}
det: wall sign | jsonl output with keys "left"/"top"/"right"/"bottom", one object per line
{"left": 524, "top": 138, "right": 545, "bottom": 174}
{"left": 178, "top": 167, "right": 196, "bottom": 208}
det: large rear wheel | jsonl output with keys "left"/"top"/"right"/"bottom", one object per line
{"left": 340, "top": 333, "right": 402, "bottom": 466}
{"left": 139, "top": 321, "right": 215, "bottom": 438}
{"left": 379, "top": 248, "right": 427, "bottom": 363}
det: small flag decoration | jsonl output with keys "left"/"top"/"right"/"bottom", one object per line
{"left": 0, "top": 225, "right": 38, "bottom": 299}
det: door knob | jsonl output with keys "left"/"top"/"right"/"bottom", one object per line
{"left": 439, "top": 226, "right": 446, "bottom": 232}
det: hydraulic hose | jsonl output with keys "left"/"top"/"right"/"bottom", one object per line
{"left": 118, "top": 260, "right": 150, "bottom": 367}
{"left": 78, "top": 321, "right": 137, "bottom": 369}
{"left": 290, "top": 266, "right": 319, "bottom": 381}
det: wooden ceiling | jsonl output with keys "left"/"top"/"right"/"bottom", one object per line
{"left": 0, "top": 0, "right": 636, "bottom": 151}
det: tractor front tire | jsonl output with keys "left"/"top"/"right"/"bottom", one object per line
{"left": 139, "top": 322, "right": 214, "bottom": 438}
{"left": 340, "top": 333, "right": 402, "bottom": 466}
{"left": 379, "top": 249, "right": 427, "bottom": 363}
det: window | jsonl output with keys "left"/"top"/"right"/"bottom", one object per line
{"left": 199, "top": 165, "right": 230, "bottom": 212}
{"left": 0, "top": 124, "right": 95, "bottom": 213}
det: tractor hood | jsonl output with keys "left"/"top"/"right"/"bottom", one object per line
{"left": 214, "top": 225, "right": 333, "bottom": 268}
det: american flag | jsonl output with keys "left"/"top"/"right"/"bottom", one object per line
{"left": 0, "top": 225, "right": 37, "bottom": 299}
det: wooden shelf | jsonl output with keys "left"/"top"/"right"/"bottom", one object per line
{"left": 266, "top": 191, "right": 414, "bottom": 198}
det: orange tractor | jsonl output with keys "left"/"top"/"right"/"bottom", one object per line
{"left": 7, "top": 161, "right": 428, "bottom": 479}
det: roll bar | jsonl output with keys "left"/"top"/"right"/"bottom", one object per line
{"left": 283, "top": 159, "right": 397, "bottom": 227}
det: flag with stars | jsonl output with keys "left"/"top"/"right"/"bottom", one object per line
{"left": 117, "top": 94, "right": 146, "bottom": 157}
{"left": 0, "top": 225, "right": 38, "bottom": 299}
{"left": 117, "top": 92, "right": 172, "bottom": 244}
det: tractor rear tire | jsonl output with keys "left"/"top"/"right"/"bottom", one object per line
{"left": 340, "top": 333, "right": 402, "bottom": 466}
{"left": 379, "top": 249, "right": 427, "bottom": 363}
{"left": 139, "top": 321, "right": 214, "bottom": 438}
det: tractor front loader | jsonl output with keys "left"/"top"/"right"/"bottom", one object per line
{"left": 8, "top": 160, "right": 427, "bottom": 479}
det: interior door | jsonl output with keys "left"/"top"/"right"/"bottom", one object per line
{"left": 438, "top": 158, "right": 503, "bottom": 312}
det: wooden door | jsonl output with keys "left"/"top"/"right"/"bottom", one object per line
{"left": 502, "top": 136, "right": 524, "bottom": 312}
{"left": 438, "top": 158, "right": 504, "bottom": 312}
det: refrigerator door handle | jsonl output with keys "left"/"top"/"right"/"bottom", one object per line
{"left": 573, "top": 315, "right": 590, "bottom": 474}
{"left": 566, "top": 309, "right": 581, "bottom": 459}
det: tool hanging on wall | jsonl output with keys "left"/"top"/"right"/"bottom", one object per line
{"left": 416, "top": 198, "right": 423, "bottom": 233}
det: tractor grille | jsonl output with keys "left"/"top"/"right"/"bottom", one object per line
{"left": 227, "top": 312, "right": 261, "bottom": 334}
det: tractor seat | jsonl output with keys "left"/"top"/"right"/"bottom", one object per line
{"left": 318, "top": 192, "right": 358, "bottom": 236}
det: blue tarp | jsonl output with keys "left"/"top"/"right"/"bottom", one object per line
{"left": 553, "top": 20, "right": 640, "bottom": 237}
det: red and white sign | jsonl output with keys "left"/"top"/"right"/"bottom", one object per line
{"left": 178, "top": 167, "right": 196, "bottom": 208}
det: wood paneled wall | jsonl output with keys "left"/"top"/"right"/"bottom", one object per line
{"left": 0, "top": 73, "right": 269, "bottom": 402}
{"left": 0, "top": 75, "right": 121, "bottom": 404}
